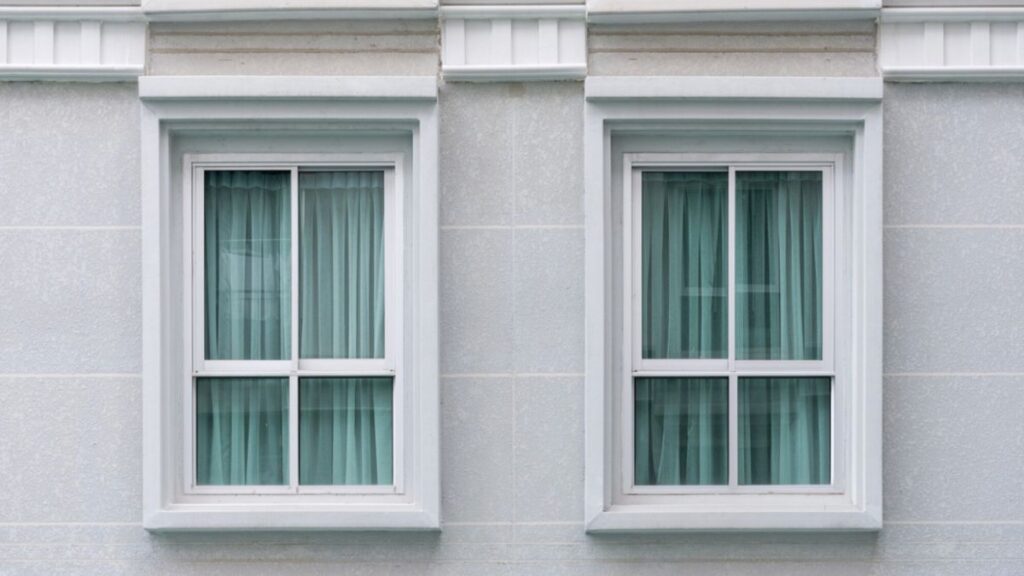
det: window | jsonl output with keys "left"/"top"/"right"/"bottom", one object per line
{"left": 583, "top": 76, "right": 882, "bottom": 532}
{"left": 623, "top": 158, "right": 837, "bottom": 495}
{"left": 140, "top": 77, "right": 439, "bottom": 531}
{"left": 185, "top": 159, "right": 402, "bottom": 495}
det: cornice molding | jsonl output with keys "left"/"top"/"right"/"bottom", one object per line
{"left": 880, "top": 8, "right": 1024, "bottom": 81}
{"left": 0, "top": 9, "right": 145, "bottom": 81}
{"left": 585, "top": 76, "right": 884, "bottom": 101}
{"left": 441, "top": 4, "right": 586, "bottom": 82}
{"left": 138, "top": 75, "right": 438, "bottom": 100}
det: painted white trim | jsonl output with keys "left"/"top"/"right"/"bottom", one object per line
{"left": 443, "top": 64, "right": 587, "bottom": 82}
{"left": 0, "top": 7, "right": 144, "bottom": 21}
{"left": 141, "top": 77, "right": 440, "bottom": 532}
{"left": 583, "top": 77, "right": 883, "bottom": 532}
{"left": 621, "top": 155, "right": 841, "bottom": 499}
{"left": 138, "top": 76, "right": 438, "bottom": 101}
{"left": 586, "top": 0, "right": 879, "bottom": 24}
{"left": 880, "top": 13, "right": 1024, "bottom": 81}
{"left": 0, "top": 15, "right": 145, "bottom": 81}
{"left": 881, "top": 7, "right": 1024, "bottom": 23}
{"left": 142, "top": 0, "right": 437, "bottom": 21}
{"left": 441, "top": 5, "right": 586, "bottom": 82}
{"left": 183, "top": 154, "right": 405, "bottom": 499}
{"left": 441, "top": 5, "right": 586, "bottom": 19}
{"left": 585, "top": 77, "right": 884, "bottom": 102}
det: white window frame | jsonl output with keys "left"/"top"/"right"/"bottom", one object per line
{"left": 583, "top": 76, "right": 883, "bottom": 532}
{"left": 622, "top": 154, "right": 841, "bottom": 499}
{"left": 141, "top": 76, "right": 439, "bottom": 531}
{"left": 183, "top": 153, "right": 404, "bottom": 497}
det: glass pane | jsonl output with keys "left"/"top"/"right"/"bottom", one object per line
{"left": 299, "top": 172, "right": 386, "bottom": 359}
{"left": 195, "top": 377, "right": 289, "bottom": 486}
{"left": 634, "top": 377, "right": 728, "bottom": 485}
{"left": 736, "top": 171, "right": 823, "bottom": 360}
{"left": 299, "top": 377, "right": 393, "bottom": 485}
{"left": 739, "top": 377, "right": 831, "bottom": 485}
{"left": 642, "top": 172, "right": 728, "bottom": 359}
{"left": 204, "top": 171, "right": 291, "bottom": 360}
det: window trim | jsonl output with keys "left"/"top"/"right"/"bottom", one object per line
{"left": 141, "top": 76, "right": 439, "bottom": 531}
{"left": 182, "top": 153, "right": 404, "bottom": 497}
{"left": 583, "top": 76, "right": 883, "bottom": 532}
{"left": 621, "top": 153, "right": 842, "bottom": 498}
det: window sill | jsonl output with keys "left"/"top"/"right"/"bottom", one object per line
{"left": 145, "top": 505, "right": 440, "bottom": 532}
{"left": 587, "top": 502, "right": 882, "bottom": 533}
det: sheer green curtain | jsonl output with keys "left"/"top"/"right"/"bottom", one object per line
{"left": 641, "top": 171, "right": 728, "bottom": 359}
{"left": 299, "top": 377, "right": 393, "bottom": 485}
{"left": 195, "top": 377, "right": 288, "bottom": 485}
{"left": 635, "top": 378, "right": 727, "bottom": 485}
{"left": 296, "top": 172, "right": 392, "bottom": 485}
{"left": 204, "top": 170, "right": 291, "bottom": 361}
{"left": 636, "top": 172, "right": 728, "bottom": 485}
{"left": 198, "top": 171, "right": 290, "bottom": 486}
{"left": 739, "top": 377, "right": 830, "bottom": 485}
{"left": 299, "top": 171, "right": 385, "bottom": 359}
{"left": 736, "top": 171, "right": 822, "bottom": 360}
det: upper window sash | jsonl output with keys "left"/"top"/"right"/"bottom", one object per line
{"left": 186, "top": 154, "right": 403, "bottom": 379}
{"left": 625, "top": 153, "right": 837, "bottom": 377}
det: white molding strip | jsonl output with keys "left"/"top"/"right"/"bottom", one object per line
{"left": 0, "top": 9, "right": 145, "bottom": 81}
{"left": 441, "top": 5, "right": 586, "bottom": 82}
{"left": 138, "top": 76, "right": 438, "bottom": 101}
{"left": 585, "top": 76, "right": 884, "bottom": 101}
{"left": 586, "top": 0, "right": 880, "bottom": 23}
{"left": 881, "top": 9, "right": 1024, "bottom": 81}
{"left": 142, "top": 0, "right": 438, "bottom": 21}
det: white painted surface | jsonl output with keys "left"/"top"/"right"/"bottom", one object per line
{"left": 587, "top": 0, "right": 881, "bottom": 22}
{"left": 585, "top": 75, "right": 883, "bottom": 100}
{"left": 0, "top": 8, "right": 144, "bottom": 80}
{"left": 442, "top": 5, "right": 586, "bottom": 81}
{"left": 583, "top": 77, "right": 883, "bottom": 531}
{"left": 139, "top": 77, "right": 440, "bottom": 531}
{"left": 881, "top": 9, "right": 1024, "bottom": 80}
{"left": 143, "top": 0, "right": 438, "bottom": 20}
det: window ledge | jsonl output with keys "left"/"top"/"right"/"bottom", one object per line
{"left": 586, "top": 0, "right": 880, "bottom": 24}
{"left": 138, "top": 76, "right": 438, "bottom": 101}
{"left": 584, "top": 76, "right": 883, "bottom": 102}
{"left": 587, "top": 504, "right": 882, "bottom": 533}
{"left": 145, "top": 507, "right": 440, "bottom": 533}
{"left": 142, "top": 0, "right": 437, "bottom": 21}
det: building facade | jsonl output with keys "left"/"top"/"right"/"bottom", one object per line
{"left": 1, "top": 0, "right": 1023, "bottom": 573}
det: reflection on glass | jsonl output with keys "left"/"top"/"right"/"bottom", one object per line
{"left": 736, "top": 171, "right": 822, "bottom": 360}
{"left": 739, "top": 377, "right": 831, "bottom": 485}
{"left": 642, "top": 172, "right": 728, "bottom": 359}
{"left": 195, "top": 377, "right": 288, "bottom": 486}
{"left": 300, "top": 377, "right": 393, "bottom": 485}
{"left": 299, "top": 172, "right": 386, "bottom": 359}
{"left": 204, "top": 171, "right": 291, "bottom": 360}
{"left": 634, "top": 377, "right": 728, "bottom": 485}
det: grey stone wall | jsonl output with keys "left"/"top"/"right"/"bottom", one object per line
{"left": 1, "top": 61, "right": 1022, "bottom": 576}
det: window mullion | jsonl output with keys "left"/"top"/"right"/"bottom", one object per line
{"left": 727, "top": 166, "right": 738, "bottom": 488}
{"left": 289, "top": 167, "right": 300, "bottom": 492}
{"left": 728, "top": 373, "right": 738, "bottom": 488}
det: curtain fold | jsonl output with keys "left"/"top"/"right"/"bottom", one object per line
{"left": 642, "top": 172, "right": 728, "bottom": 359}
{"left": 299, "top": 377, "right": 393, "bottom": 485}
{"left": 195, "top": 377, "right": 289, "bottom": 485}
{"left": 634, "top": 377, "right": 728, "bottom": 485}
{"left": 735, "top": 171, "right": 822, "bottom": 361}
{"left": 299, "top": 171, "right": 385, "bottom": 359}
{"left": 739, "top": 377, "right": 830, "bottom": 485}
{"left": 204, "top": 171, "right": 291, "bottom": 361}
